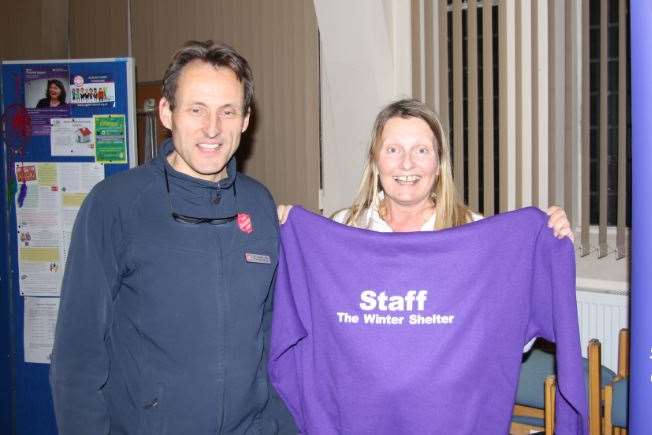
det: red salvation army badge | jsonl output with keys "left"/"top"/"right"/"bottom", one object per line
{"left": 237, "top": 213, "right": 253, "bottom": 234}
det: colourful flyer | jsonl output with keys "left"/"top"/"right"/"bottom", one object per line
{"left": 94, "top": 114, "right": 127, "bottom": 163}
{"left": 70, "top": 73, "right": 116, "bottom": 107}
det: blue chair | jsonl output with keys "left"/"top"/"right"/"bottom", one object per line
{"left": 511, "top": 348, "right": 556, "bottom": 434}
{"left": 604, "top": 378, "right": 628, "bottom": 434}
{"left": 603, "top": 328, "right": 629, "bottom": 434}
{"left": 511, "top": 339, "right": 615, "bottom": 435}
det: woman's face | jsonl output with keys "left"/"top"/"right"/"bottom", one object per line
{"left": 48, "top": 83, "right": 62, "bottom": 101}
{"left": 376, "top": 116, "right": 440, "bottom": 209}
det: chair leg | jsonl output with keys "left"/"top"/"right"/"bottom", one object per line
{"left": 588, "top": 339, "right": 602, "bottom": 435}
{"left": 544, "top": 375, "right": 556, "bottom": 435}
{"left": 603, "top": 383, "right": 613, "bottom": 435}
{"left": 617, "top": 328, "right": 629, "bottom": 378}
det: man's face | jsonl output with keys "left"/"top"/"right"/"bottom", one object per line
{"left": 159, "top": 60, "right": 250, "bottom": 182}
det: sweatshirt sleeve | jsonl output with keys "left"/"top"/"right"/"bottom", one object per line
{"left": 527, "top": 222, "right": 588, "bottom": 435}
{"left": 268, "top": 220, "right": 309, "bottom": 432}
{"left": 263, "top": 255, "right": 299, "bottom": 434}
{"left": 49, "top": 187, "right": 122, "bottom": 435}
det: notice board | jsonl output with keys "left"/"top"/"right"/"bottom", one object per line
{"left": 0, "top": 57, "right": 136, "bottom": 435}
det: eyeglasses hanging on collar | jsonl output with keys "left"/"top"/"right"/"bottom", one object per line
{"left": 164, "top": 165, "right": 237, "bottom": 225}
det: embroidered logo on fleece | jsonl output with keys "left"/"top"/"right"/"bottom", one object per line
{"left": 237, "top": 213, "right": 253, "bottom": 234}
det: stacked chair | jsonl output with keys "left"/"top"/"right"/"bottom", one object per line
{"left": 511, "top": 339, "right": 616, "bottom": 435}
{"left": 510, "top": 347, "right": 558, "bottom": 435}
{"left": 603, "top": 329, "right": 629, "bottom": 434}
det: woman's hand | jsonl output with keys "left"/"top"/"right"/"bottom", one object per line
{"left": 277, "top": 205, "right": 293, "bottom": 225}
{"left": 546, "top": 206, "right": 574, "bottom": 241}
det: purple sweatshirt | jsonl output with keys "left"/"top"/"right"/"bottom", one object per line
{"left": 269, "top": 206, "right": 587, "bottom": 434}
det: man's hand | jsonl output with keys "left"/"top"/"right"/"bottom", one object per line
{"left": 546, "top": 205, "right": 574, "bottom": 241}
{"left": 277, "top": 205, "right": 293, "bottom": 225}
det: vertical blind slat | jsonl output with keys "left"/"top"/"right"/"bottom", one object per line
{"left": 581, "top": 0, "right": 591, "bottom": 256}
{"left": 468, "top": 0, "right": 479, "bottom": 211}
{"left": 617, "top": 0, "right": 627, "bottom": 259}
{"left": 452, "top": 0, "right": 464, "bottom": 195}
{"left": 548, "top": 0, "right": 556, "bottom": 206}
{"left": 438, "top": 0, "right": 450, "bottom": 137}
{"left": 531, "top": 0, "right": 539, "bottom": 207}
{"left": 599, "top": 0, "right": 608, "bottom": 258}
{"left": 498, "top": 0, "right": 508, "bottom": 212}
{"left": 562, "top": 2, "right": 576, "bottom": 233}
{"left": 411, "top": 0, "right": 422, "bottom": 98}
{"left": 515, "top": 0, "right": 522, "bottom": 208}
{"left": 482, "top": 0, "right": 495, "bottom": 216}
{"left": 425, "top": 0, "right": 435, "bottom": 109}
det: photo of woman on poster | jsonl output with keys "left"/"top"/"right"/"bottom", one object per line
{"left": 36, "top": 79, "right": 67, "bottom": 108}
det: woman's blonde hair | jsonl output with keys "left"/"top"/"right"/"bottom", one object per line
{"left": 343, "top": 98, "right": 472, "bottom": 230}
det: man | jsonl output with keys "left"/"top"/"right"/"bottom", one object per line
{"left": 50, "top": 41, "right": 296, "bottom": 435}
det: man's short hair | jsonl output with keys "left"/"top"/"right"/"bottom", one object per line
{"left": 162, "top": 40, "right": 254, "bottom": 113}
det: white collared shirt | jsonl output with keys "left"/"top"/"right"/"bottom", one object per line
{"left": 331, "top": 197, "right": 481, "bottom": 232}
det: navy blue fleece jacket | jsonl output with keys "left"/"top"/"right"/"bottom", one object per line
{"left": 50, "top": 140, "right": 296, "bottom": 435}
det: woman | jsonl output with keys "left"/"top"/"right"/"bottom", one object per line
{"left": 271, "top": 99, "right": 582, "bottom": 435}
{"left": 279, "top": 98, "right": 572, "bottom": 238}
{"left": 36, "top": 79, "right": 67, "bottom": 109}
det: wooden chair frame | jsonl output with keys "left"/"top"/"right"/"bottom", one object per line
{"left": 511, "top": 339, "right": 603, "bottom": 435}
{"left": 603, "top": 328, "right": 629, "bottom": 435}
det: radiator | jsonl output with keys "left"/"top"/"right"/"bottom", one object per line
{"left": 575, "top": 289, "right": 629, "bottom": 372}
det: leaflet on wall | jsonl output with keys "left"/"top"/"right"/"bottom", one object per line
{"left": 95, "top": 114, "right": 127, "bottom": 163}
{"left": 23, "top": 66, "right": 71, "bottom": 135}
{"left": 15, "top": 162, "right": 104, "bottom": 296}
{"left": 50, "top": 117, "right": 95, "bottom": 156}
{"left": 70, "top": 73, "right": 116, "bottom": 107}
{"left": 23, "top": 296, "right": 60, "bottom": 364}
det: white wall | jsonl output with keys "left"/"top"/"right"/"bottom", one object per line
{"left": 313, "top": 0, "right": 412, "bottom": 215}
